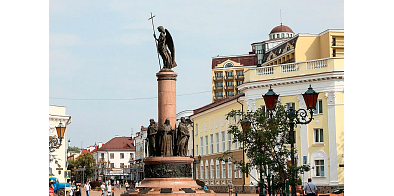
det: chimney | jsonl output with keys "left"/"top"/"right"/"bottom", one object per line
{"left": 98, "top": 142, "right": 103, "bottom": 148}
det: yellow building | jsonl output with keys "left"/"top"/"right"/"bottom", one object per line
{"left": 203, "top": 27, "right": 344, "bottom": 193}
{"left": 239, "top": 29, "right": 344, "bottom": 192}
{"left": 190, "top": 93, "right": 257, "bottom": 193}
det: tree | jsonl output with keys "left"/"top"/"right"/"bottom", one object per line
{"left": 219, "top": 102, "right": 309, "bottom": 196}
{"left": 67, "top": 146, "right": 81, "bottom": 153}
{"left": 68, "top": 152, "right": 95, "bottom": 183}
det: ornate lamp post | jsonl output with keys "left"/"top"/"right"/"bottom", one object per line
{"left": 49, "top": 122, "right": 67, "bottom": 151}
{"left": 263, "top": 85, "right": 318, "bottom": 196}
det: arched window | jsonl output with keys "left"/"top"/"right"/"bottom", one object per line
{"left": 216, "top": 160, "right": 220, "bottom": 179}
{"left": 228, "top": 158, "right": 232, "bottom": 179}
{"left": 205, "top": 160, "right": 209, "bottom": 179}
{"left": 221, "top": 161, "right": 226, "bottom": 179}
{"left": 210, "top": 159, "right": 214, "bottom": 179}
{"left": 225, "top": 62, "right": 234, "bottom": 67}
{"left": 200, "top": 162, "right": 204, "bottom": 179}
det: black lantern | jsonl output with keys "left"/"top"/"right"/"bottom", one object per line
{"left": 263, "top": 85, "right": 279, "bottom": 110}
{"left": 56, "top": 122, "right": 66, "bottom": 139}
{"left": 302, "top": 85, "right": 319, "bottom": 110}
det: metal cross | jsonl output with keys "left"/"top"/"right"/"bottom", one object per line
{"left": 149, "top": 12, "right": 161, "bottom": 69}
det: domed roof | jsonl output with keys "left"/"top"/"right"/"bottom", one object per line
{"left": 270, "top": 24, "right": 294, "bottom": 34}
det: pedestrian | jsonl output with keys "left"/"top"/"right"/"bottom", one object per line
{"left": 107, "top": 182, "right": 112, "bottom": 196}
{"left": 101, "top": 182, "right": 106, "bottom": 196}
{"left": 303, "top": 178, "right": 318, "bottom": 196}
{"left": 85, "top": 181, "right": 91, "bottom": 196}
{"left": 227, "top": 181, "right": 234, "bottom": 196}
{"left": 117, "top": 180, "right": 120, "bottom": 189}
{"left": 125, "top": 181, "right": 129, "bottom": 190}
{"left": 74, "top": 185, "right": 81, "bottom": 196}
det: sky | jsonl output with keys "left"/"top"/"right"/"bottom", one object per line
{"left": 49, "top": 0, "right": 344, "bottom": 149}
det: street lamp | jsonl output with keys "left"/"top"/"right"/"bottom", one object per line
{"left": 49, "top": 122, "right": 67, "bottom": 151}
{"left": 263, "top": 85, "right": 318, "bottom": 196}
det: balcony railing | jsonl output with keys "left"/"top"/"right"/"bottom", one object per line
{"left": 225, "top": 76, "right": 234, "bottom": 80}
{"left": 213, "top": 86, "right": 223, "bottom": 91}
{"left": 245, "top": 57, "right": 344, "bottom": 82}
{"left": 213, "top": 76, "right": 223, "bottom": 81}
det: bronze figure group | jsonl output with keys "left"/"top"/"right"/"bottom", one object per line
{"left": 147, "top": 117, "right": 190, "bottom": 157}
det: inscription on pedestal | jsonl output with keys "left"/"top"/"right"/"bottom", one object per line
{"left": 144, "top": 163, "right": 192, "bottom": 178}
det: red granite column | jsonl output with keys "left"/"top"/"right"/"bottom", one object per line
{"left": 156, "top": 71, "right": 177, "bottom": 128}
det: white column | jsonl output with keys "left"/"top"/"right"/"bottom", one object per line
{"left": 325, "top": 92, "right": 339, "bottom": 185}
{"left": 247, "top": 99, "right": 256, "bottom": 112}
{"left": 297, "top": 95, "right": 309, "bottom": 184}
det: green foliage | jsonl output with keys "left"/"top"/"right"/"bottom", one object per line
{"left": 219, "top": 102, "right": 310, "bottom": 195}
{"left": 68, "top": 146, "right": 81, "bottom": 153}
{"left": 67, "top": 152, "right": 96, "bottom": 182}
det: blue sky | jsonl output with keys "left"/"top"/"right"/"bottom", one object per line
{"left": 49, "top": 0, "right": 344, "bottom": 148}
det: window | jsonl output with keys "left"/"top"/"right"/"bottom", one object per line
{"left": 314, "top": 100, "right": 323, "bottom": 114}
{"left": 286, "top": 102, "right": 295, "bottom": 110}
{"left": 226, "top": 91, "right": 235, "bottom": 97}
{"left": 205, "top": 164, "right": 209, "bottom": 179}
{"left": 210, "top": 161, "right": 214, "bottom": 179}
{"left": 130, "top": 153, "right": 133, "bottom": 160}
{"left": 101, "top": 153, "right": 104, "bottom": 159}
{"left": 269, "top": 54, "right": 274, "bottom": 60}
{"left": 216, "top": 162, "right": 220, "bottom": 179}
{"left": 110, "top": 163, "right": 114, "bottom": 168}
{"left": 277, "top": 34, "right": 279, "bottom": 38}
{"left": 234, "top": 165, "right": 238, "bottom": 178}
{"left": 210, "top": 134, "right": 214, "bottom": 154}
{"left": 225, "top": 62, "right": 234, "bottom": 67}
{"left": 110, "top": 153, "right": 114, "bottom": 159}
{"left": 226, "top": 81, "right": 234, "bottom": 86}
{"left": 281, "top": 33, "right": 284, "bottom": 38}
{"left": 215, "top": 72, "right": 223, "bottom": 78}
{"left": 196, "top": 145, "right": 199, "bottom": 155}
{"left": 215, "top": 133, "right": 219, "bottom": 153}
{"left": 205, "top": 136, "right": 208, "bottom": 155}
{"left": 226, "top": 72, "right": 234, "bottom": 77}
{"left": 286, "top": 45, "right": 291, "bottom": 52}
{"left": 315, "top": 160, "right": 325, "bottom": 176}
{"left": 120, "top": 153, "right": 124, "bottom": 159}
{"left": 215, "top": 82, "right": 223, "bottom": 87}
{"left": 195, "top": 124, "right": 198, "bottom": 135}
{"left": 215, "top": 92, "right": 223, "bottom": 98}
{"left": 228, "top": 161, "right": 232, "bottom": 179}
{"left": 200, "top": 163, "right": 204, "bottom": 179}
{"left": 222, "top": 162, "right": 226, "bottom": 178}
{"left": 333, "top": 49, "right": 336, "bottom": 57}
{"left": 200, "top": 137, "right": 203, "bottom": 155}
{"left": 237, "top": 81, "right": 244, "bottom": 86}
{"left": 221, "top": 132, "right": 226, "bottom": 152}
{"left": 227, "top": 132, "right": 232, "bottom": 151}
{"left": 314, "top": 128, "right": 324, "bottom": 143}
{"left": 120, "top": 163, "right": 124, "bottom": 168}
{"left": 286, "top": 33, "right": 289, "bottom": 37}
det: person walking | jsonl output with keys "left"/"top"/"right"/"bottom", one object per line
{"left": 74, "top": 185, "right": 81, "bottom": 196}
{"left": 303, "top": 178, "right": 318, "bottom": 196}
{"left": 125, "top": 181, "right": 129, "bottom": 190}
{"left": 85, "top": 181, "right": 91, "bottom": 196}
{"left": 107, "top": 182, "right": 112, "bottom": 196}
{"left": 100, "top": 182, "right": 106, "bottom": 196}
{"left": 227, "top": 181, "right": 234, "bottom": 196}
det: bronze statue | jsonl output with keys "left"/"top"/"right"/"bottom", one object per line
{"left": 176, "top": 117, "right": 190, "bottom": 157}
{"left": 153, "top": 26, "right": 177, "bottom": 70}
{"left": 147, "top": 119, "right": 158, "bottom": 157}
{"left": 159, "top": 118, "right": 174, "bottom": 156}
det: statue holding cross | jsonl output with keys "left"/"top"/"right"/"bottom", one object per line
{"left": 149, "top": 13, "right": 177, "bottom": 70}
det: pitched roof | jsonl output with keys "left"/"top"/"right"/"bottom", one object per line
{"left": 191, "top": 93, "right": 245, "bottom": 117}
{"left": 96, "top": 137, "right": 135, "bottom": 151}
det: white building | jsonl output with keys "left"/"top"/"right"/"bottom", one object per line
{"left": 93, "top": 136, "right": 136, "bottom": 182}
{"left": 49, "top": 105, "right": 72, "bottom": 183}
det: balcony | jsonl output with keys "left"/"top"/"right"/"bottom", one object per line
{"left": 213, "top": 76, "right": 223, "bottom": 81}
{"left": 224, "top": 76, "right": 234, "bottom": 81}
{"left": 236, "top": 75, "right": 244, "bottom": 80}
{"left": 244, "top": 57, "right": 344, "bottom": 82}
{"left": 225, "top": 85, "right": 235, "bottom": 90}
{"left": 213, "top": 86, "right": 223, "bottom": 91}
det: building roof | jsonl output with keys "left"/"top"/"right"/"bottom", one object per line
{"left": 270, "top": 24, "right": 294, "bottom": 34}
{"left": 192, "top": 93, "right": 245, "bottom": 117}
{"left": 96, "top": 137, "right": 135, "bottom": 151}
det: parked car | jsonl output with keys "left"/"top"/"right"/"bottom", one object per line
{"left": 49, "top": 176, "right": 70, "bottom": 196}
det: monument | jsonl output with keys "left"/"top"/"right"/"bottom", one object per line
{"left": 121, "top": 13, "right": 216, "bottom": 195}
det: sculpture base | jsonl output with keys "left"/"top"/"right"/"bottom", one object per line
{"left": 120, "top": 157, "right": 216, "bottom": 195}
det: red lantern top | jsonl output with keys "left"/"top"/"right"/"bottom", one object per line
{"left": 263, "top": 86, "right": 279, "bottom": 110}
{"left": 302, "top": 85, "right": 319, "bottom": 110}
